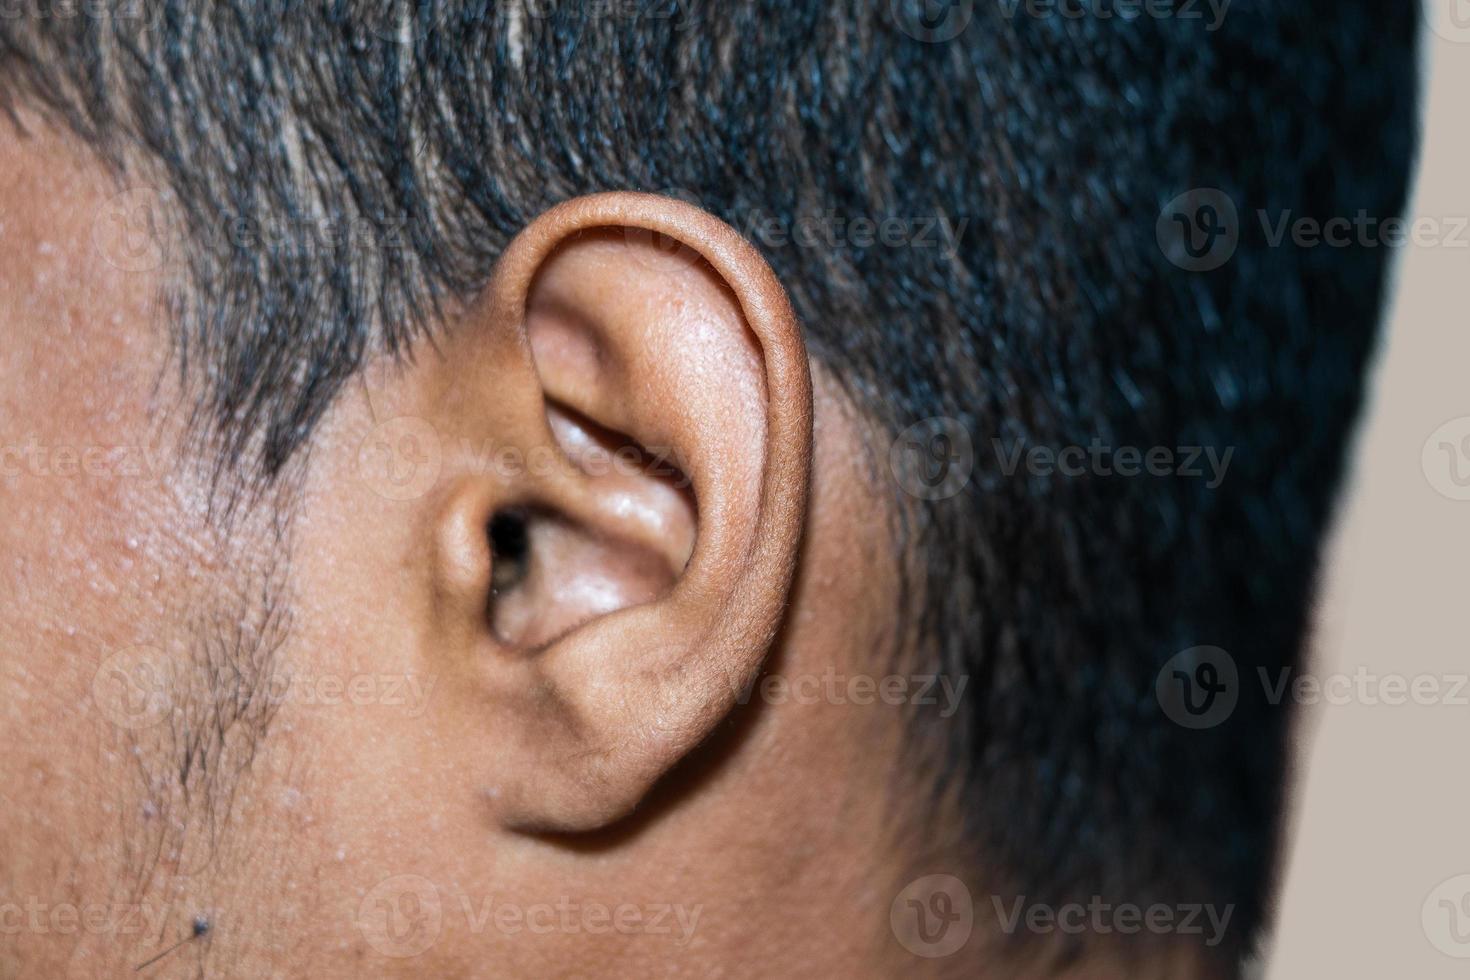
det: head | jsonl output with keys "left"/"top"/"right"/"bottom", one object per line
{"left": 0, "top": 2, "right": 1418, "bottom": 977}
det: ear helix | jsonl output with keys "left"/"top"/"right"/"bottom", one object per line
{"left": 419, "top": 193, "right": 811, "bottom": 832}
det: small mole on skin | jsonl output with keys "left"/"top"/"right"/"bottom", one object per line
{"left": 133, "top": 914, "right": 211, "bottom": 971}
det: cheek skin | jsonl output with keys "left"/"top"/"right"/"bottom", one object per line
{"left": 0, "top": 126, "right": 180, "bottom": 786}
{"left": 0, "top": 121, "right": 294, "bottom": 975}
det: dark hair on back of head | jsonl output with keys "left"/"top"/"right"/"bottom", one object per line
{"left": 0, "top": 1, "right": 1420, "bottom": 970}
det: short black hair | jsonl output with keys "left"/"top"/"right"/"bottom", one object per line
{"left": 0, "top": 1, "right": 1420, "bottom": 970}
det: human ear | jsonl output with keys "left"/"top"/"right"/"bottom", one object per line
{"left": 408, "top": 193, "right": 812, "bottom": 833}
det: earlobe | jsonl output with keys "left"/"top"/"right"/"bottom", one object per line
{"left": 418, "top": 193, "right": 813, "bottom": 833}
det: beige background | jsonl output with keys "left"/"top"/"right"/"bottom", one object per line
{"left": 1266, "top": 14, "right": 1470, "bottom": 977}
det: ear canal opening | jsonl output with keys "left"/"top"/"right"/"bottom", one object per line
{"left": 484, "top": 502, "right": 687, "bottom": 652}
{"left": 488, "top": 508, "right": 532, "bottom": 598}
{"left": 483, "top": 398, "right": 698, "bottom": 651}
